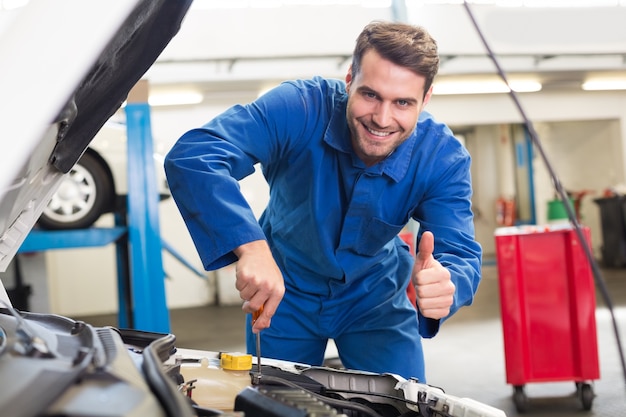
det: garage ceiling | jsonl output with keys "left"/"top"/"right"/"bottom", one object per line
{"left": 140, "top": 2, "right": 626, "bottom": 103}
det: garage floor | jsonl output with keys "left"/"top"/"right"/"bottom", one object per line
{"left": 77, "top": 263, "right": 626, "bottom": 417}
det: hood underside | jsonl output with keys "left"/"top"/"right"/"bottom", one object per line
{"left": 0, "top": 0, "right": 192, "bottom": 274}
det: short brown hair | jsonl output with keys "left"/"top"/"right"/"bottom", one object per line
{"left": 351, "top": 21, "right": 440, "bottom": 95}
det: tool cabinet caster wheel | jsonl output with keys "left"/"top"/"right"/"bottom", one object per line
{"left": 513, "top": 385, "right": 528, "bottom": 413}
{"left": 579, "top": 383, "right": 594, "bottom": 411}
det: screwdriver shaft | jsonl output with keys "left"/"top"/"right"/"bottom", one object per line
{"left": 252, "top": 306, "right": 264, "bottom": 382}
{"left": 255, "top": 332, "right": 261, "bottom": 374}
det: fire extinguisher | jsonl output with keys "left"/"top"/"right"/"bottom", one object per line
{"left": 504, "top": 198, "right": 515, "bottom": 226}
{"left": 496, "top": 197, "right": 505, "bottom": 226}
{"left": 496, "top": 197, "right": 516, "bottom": 226}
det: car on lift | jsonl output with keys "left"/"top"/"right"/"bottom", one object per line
{"left": 36, "top": 120, "right": 170, "bottom": 230}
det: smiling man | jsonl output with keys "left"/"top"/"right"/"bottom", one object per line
{"left": 346, "top": 50, "right": 430, "bottom": 166}
{"left": 164, "top": 21, "right": 482, "bottom": 382}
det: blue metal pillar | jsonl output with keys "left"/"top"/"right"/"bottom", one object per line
{"left": 391, "top": 0, "right": 408, "bottom": 22}
{"left": 114, "top": 212, "right": 131, "bottom": 329}
{"left": 124, "top": 81, "right": 170, "bottom": 333}
{"left": 524, "top": 128, "right": 537, "bottom": 225}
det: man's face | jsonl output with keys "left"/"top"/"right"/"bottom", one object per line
{"left": 345, "top": 49, "right": 432, "bottom": 167}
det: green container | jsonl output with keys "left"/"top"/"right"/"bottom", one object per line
{"left": 547, "top": 199, "right": 573, "bottom": 221}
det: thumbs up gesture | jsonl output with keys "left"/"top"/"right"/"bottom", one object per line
{"left": 412, "top": 231, "right": 455, "bottom": 319}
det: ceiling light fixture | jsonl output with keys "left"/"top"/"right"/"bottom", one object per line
{"left": 0, "top": 0, "right": 30, "bottom": 11}
{"left": 581, "top": 79, "right": 626, "bottom": 91}
{"left": 148, "top": 91, "right": 204, "bottom": 106}
{"left": 190, "top": 0, "right": 390, "bottom": 9}
{"left": 432, "top": 79, "right": 542, "bottom": 95}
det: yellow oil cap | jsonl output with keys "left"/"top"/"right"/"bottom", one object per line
{"left": 220, "top": 352, "right": 253, "bottom": 371}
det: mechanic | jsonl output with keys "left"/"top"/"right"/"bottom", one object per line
{"left": 164, "top": 20, "right": 482, "bottom": 382}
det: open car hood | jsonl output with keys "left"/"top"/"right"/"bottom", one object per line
{"left": 0, "top": 0, "right": 192, "bottom": 278}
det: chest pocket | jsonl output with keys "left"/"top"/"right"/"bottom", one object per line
{"left": 353, "top": 216, "right": 405, "bottom": 256}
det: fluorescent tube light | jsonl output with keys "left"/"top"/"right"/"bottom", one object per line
{"left": 432, "top": 79, "right": 542, "bottom": 95}
{"left": 148, "top": 91, "right": 204, "bottom": 106}
{"left": 581, "top": 79, "right": 626, "bottom": 91}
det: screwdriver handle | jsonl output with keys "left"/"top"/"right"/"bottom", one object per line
{"left": 252, "top": 304, "right": 264, "bottom": 324}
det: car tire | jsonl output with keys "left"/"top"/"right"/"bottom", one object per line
{"left": 38, "top": 152, "right": 114, "bottom": 230}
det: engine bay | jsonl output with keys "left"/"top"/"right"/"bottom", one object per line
{"left": 0, "top": 305, "right": 505, "bottom": 417}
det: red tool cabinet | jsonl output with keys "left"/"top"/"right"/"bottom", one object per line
{"left": 494, "top": 225, "right": 599, "bottom": 412}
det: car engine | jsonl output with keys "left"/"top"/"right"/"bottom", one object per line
{"left": 0, "top": 305, "right": 505, "bottom": 417}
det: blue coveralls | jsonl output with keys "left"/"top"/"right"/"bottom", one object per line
{"left": 164, "top": 77, "right": 482, "bottom": 382}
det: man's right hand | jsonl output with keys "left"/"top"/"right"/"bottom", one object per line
{"left": 233, "top": 240, "right": 285, "bottom": 333}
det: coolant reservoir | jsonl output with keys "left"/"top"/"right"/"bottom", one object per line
{"left": 178, "top": 352, "right": 252, "bottom": 411}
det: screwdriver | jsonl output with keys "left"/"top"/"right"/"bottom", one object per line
{"left": 252, "top": 305, "right": 263, "bottom": 384}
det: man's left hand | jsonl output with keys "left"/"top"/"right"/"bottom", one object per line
{"left": 412, "top": 231, "right": 455, "bottom": 319}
